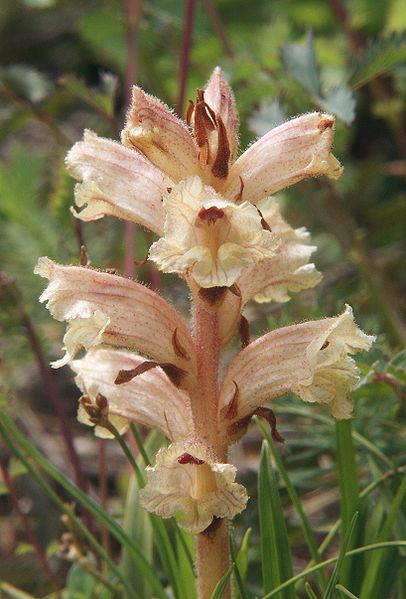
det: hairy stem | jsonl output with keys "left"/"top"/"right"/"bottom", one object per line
{"left": 193, "top": 297, "right": 230, "bottom": 599}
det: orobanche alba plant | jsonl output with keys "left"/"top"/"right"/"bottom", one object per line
{"left": 35, "top": 67, "right": 374, "bottom": 598}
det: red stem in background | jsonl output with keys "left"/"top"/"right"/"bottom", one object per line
{"left": 0, "top": 277, "right": 94, "bottom": 534}
{"left": 14, "top": 290, "right": 87, "bottom": 494}
{"left": 123, "top": 0, "right": 142, "bottom": 279}
{"left": 0, "top": 458, "right": 60, "bottom": 593}
{"left": 204, "top": 0, "right": 235, "bottom": 58}
{"left": 175, "top": 0, "right": 197, "bottom": 117}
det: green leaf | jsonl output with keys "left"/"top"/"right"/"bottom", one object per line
{"left": 66, "top": 563, "right": 97, "bottom": 595}
{"left": 323, "top": 512, "right": 359, "bottom": 599}
{"left": 236, "top": 528, "right": 251, "bottom": 584}
{"left": 0, "top": 410, "right": 168, "bottom": 599}
{"left": 349, "top": 31, "right": 406, "bottom": 89}
{"left": 14, "top": 542, "right": 35, "bottom": 556}
{"left": 209, "top": 565, "right": 233, "bottom": 599}
{"left": 305, "top": 582, "right": 320, "bottom": 599}
{"left": 335, "top": 420, "right": 360, "bottom": 586}
{"left": 0, "top": 65, "right": 52, "bottom": 103}
{"left": 335, "top": 584, "right": 359, "bottom": 598}
{"left": 0, "top": 582, "right": 37, "bottom": 599}
{"left": 121, "top": 473, "right": 153, "bottom": 599}
{"left": 360, "top": 474, "right": 406, "bottom": 598}
{"left": 317, "top": 85, "right": 356, "bottom": 124}
{"left": 258, "top": 440, "right": 294, "bottom": 597}
{"left": 78, "top": 8, "right": 126, "bottom": 72}
{"left": 261, "top": 541, "right": 406, "bottom": 598}
{"left": 59, "top": 75, "right": 115, "bottom": 120}
{"left": 255, "top": 417, "right": 327, "bottom": 593}
{"left": 248, "top": 100, "right": 287, "bottom": 136}
{"left": 281, "top": 30, "right": 321, "bottom": 96}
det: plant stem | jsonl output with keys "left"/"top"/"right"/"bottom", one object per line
{"left": 123, "top": 0, "right": 142, "bottom": 279}
{"left": 193, "top": 297, "right": 230, "bottom": 599}
{"left": 175, "top": 0, "right": 197, "bottom": 117}
{"left": 0, "top": 458, "right": 60, "bottom": 593}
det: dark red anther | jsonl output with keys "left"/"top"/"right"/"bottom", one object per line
{"left": 177, "top": 453, "right": 205, "bottom": 465}
{"left": 198, "top": 206, "right": 224, "bottom": 225}
{"left": 320, "top": 340, "right": 330, "bottom": 350}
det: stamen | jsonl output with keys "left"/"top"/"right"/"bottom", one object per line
{"left": 115, "top": 361, "right": 158, "bottom": 384}
{"left": 198, "top": 286, "right": 228, "bottom": 307}
{"left": 256, "top": 208, "right": 272, "bottom": 231}
{"left": 254, "top": 407, "right": 285, "bottom": 443}
{"left": 239, "top": 315, "right": 250, "bottom": 349}
{"left": 177, "top": 453, "right": 205, "bottom": 465}
{"left": 320, "top": 340, "right": 330, "bottom": 350}
{"left": 80, "top": 245, "right": 90, "bottom": 266}
{"left": 318, "top": 118, "right": 334, "bottom": 132}
{"left": 186, "top": 100, "right": 194, "bottom": 126}
{"left": 198, "top": 206, "right": 225, "bottom": 225}
{"left": 235, "top": 176, "right": 244, "bottom": 202}
{"left": 172, "top": 328, "right": 190, "bottom": 360}
{"left": 202, "top": 516, "right": 222, "bottom": 537}
{"left": 211, "top": 116, "right": 230, "bottom": 179}
{"left": 221, "top": 381, "right": 239, "bottom": 420}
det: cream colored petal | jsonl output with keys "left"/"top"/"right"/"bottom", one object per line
{"left": 224, "top": 113, "right": 343, "bottom": 204}
{"left": 149, "top": 177, "right": 279, "bottom": 288}
{"left": 237, "top": 197, "right": 322, "bottom": 304}
{"left": 204, "top": 67, "right": 239, "bottom": 163}
{"left": 219, "top": 306, "right": 374, "bottom": 431}
{"left": 66, "top": 130, "right": 168, "bottom": 235}
{"left": 35, "top": 257, "right": 195, "bottom": 373}
{"left": 121, "top": 86, "right": 200, "bottom": 183}
{"left": 72, "top": 348, "right": 193, "bottom": 440}
{"left": 139, "top": 441, "right": 248, "bottom": 534}
{"left": 51, "top": 310, "right": 110, "bottom": 368}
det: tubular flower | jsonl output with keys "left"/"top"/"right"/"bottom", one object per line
{"left": 149, "top": 176, "right": 280, "bottom": 287}
{"left": 218, "top": 305, "right": 375, "bottom": 440}
{"left": 36, "top": 66, "right": 374, "bottom": 554}
{"left": 139, "top": 441, "right": 248, "bottom": 534}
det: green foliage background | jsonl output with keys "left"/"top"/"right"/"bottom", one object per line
{"left": 0, "top": 0, "right": 405, "bottom": 597}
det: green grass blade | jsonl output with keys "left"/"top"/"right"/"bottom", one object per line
{"left": 323, "top": 512, "right": 358, "bottom": 599}
{"left": 305, "top": 582, "right": 320, "bottom": 599}
{"left": 258, "top": 440, "right": 294, "bottom": 597}
{"left": 255, "top": 417, "right": 327, "bottom": 592}
{"left": 121, "top": 473, "right": 153, "bottom": 599}
{"left": 230, "top": 531, "right": 250, "bottom": 599}
{"left": 209, "top": 565, "right": 234, "bottom": 599}
{"left": 0, "top": 582, "right": 38, "bottom": 599}
{"left": 260, "top": 541, "right": 406, "bottom": 598}
{"left": 175, "top": 527, "right": 197, "bottom": 599}
{"left": 335, "top": 584, "right": 359, "bottom": 598}
{"left": 0, "top": 419, "right": 130, "bottom": 597}
{"left": 236, "top": 528, "right": 251, "bottom": 586}
{"left": 0, "top": 410, "right": 169, "bottom": 599}
{"left": 359, "top": 473, "right": 406, "bottom": 598}
{"left": 276, "top": 407, "right": 393, "bottom": 467}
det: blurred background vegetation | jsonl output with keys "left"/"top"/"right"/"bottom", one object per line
{"left": 0, "top": 0, "right": 405, "bottom": 597}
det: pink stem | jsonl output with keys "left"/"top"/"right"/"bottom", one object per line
{"left": 193, "top": 297, "right": 230, "bottom": 599}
